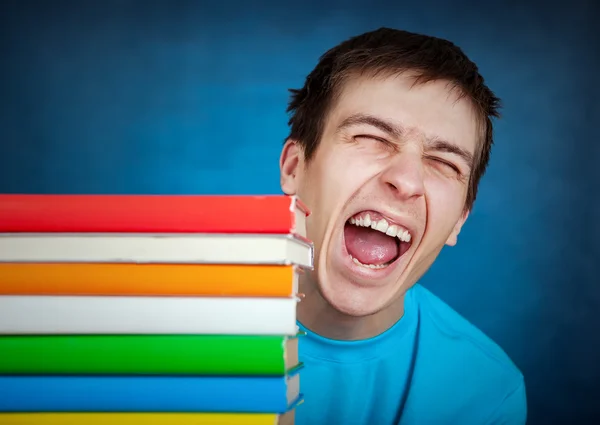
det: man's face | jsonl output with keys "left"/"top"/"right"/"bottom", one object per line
{"left": 280, "top": 73, "right": 479, "bottom": 317}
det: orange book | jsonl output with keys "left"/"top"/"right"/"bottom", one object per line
{"left": 0, "top": 263, "right": 302, "bottom": 297}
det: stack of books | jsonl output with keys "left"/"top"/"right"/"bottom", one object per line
{"left": 0, "top": 194, "right": 312, "bottom": 424}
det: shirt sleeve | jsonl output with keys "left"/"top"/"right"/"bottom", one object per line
{"left": 485, "top": 378, "right": 527, "bottom": 425}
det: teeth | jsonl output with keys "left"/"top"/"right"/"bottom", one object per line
{"left": 352, "top": 256, "right": 387, "bottom": 269}
{"left": 386, "top": 225, "right": 398, "bottom": 237}
{"left": 375, "top": 220, "right": 388, "bottom": 233}
{"left": 349, "top": 215, "right": 412, "bottom": 243}
{"left": 363, "top": 214, "right": 372, "bottom": 227}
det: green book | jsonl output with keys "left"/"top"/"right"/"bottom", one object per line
{"left": 0, "top": 334, "right": 302, "bottom": 376}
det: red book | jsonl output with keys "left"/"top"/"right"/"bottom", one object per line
{"left": 0, "top": 194, "right": 310, "bottom": 236}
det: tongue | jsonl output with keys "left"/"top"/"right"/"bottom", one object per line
{"left": 344, "top": 223, "right": 399, "bottom": 265}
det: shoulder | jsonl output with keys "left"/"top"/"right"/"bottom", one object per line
{"left": 410, "top": 283, "right": 521, "bottom": 376}
{"left": 408, "top": 284, "right": 527, "bottom": 424}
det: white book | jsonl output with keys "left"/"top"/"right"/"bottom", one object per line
{"left": 0, "top": 296, "right": 299, "bottom": 335}
{"left": 0, "top": 233, "right": 313, "bottom": 268}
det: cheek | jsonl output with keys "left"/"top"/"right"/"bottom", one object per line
{"left": 302, "top": 151, "right": 376, "bottom": 245}
{"left": 319, "top": 150, "right": 374, "bottom": 198}
{"left": 302, "top": 145, "right": 386, "bottom": 221}
{"left": 424, "top": 178, "right": 467, "bottom": 231}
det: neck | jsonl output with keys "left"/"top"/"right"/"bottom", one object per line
{"left": 296, "top": 279, "right": 405, "bottom": 341}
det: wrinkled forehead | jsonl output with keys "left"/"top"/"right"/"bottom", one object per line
{"left": 326, "top": 72, "right": 483, "bottom": 154}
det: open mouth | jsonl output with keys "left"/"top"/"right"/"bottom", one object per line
{"left": 343, "top": 211, "right": 412, "bottom": 270}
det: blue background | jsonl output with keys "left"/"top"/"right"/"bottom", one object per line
{"left": 1, "top": 1, "right": 598, "bottom": 423}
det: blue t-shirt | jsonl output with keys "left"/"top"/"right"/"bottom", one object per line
{"left": 295, "top": 284, "right": 526, "bottom": 425}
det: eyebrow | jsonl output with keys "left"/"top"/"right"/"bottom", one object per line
{"left": 426, "top": 138, "right": 474, "bottom": 168}
{"left": 336, "top": 113, "right": 404, "bottom": 139}
{"left": 336, "top": 113, "right": 474, "bottom": 168}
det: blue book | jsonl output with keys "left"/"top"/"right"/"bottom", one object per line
{"left": 0, "top": 372, "right": 302, "bottom": 413}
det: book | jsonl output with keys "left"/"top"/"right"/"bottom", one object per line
{"left": 0, "top": 194, "right": 309, "bottom": 237}
{"left": 0, "top": 193, "right": 310, "bottom": 421}
{"left": 0, "top": 411, "right": 295, "bottom": 425}
{"left": 0, "top": 373, "right": 302, "bottom": 413}
{"left": 0, "top": 233, "right": 313, "bottom": 267}
{"left": 0, "top": 263, "right": 303, "bottom": 297}
{"left": 0, "top": 296, "right": 298, "bottom": 335}
{"left": 0, "top": 334, "right": 301, "bottom": 376}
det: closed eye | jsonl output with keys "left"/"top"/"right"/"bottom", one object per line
{"left": 355, "top": 134, "right": 397, "bottom": 150}
{"left": 354, "top": 136, "right": 465, "bottom": 177}
{"left": 426, "top": 156, "right": 461, "bottom": 174}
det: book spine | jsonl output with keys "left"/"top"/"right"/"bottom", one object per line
{"left": 0, "top": 413, "right": 289, "bottom": 425}
{"left": 0, "top": 335, "right": 290, "bottom": 375}
{"left": 0, "top": 375, "right": 299, "bottom": 413}
{"left": 0, "top": 234, "right": 313, "bottom": 268}
{"left": 0, "top": 263, "right": 298, "bottom": 297}
{"left": 0, "top": 194, "right": 306, "bottom": 234}
{"left": 0, "top": 296, "right": 299, "bottom": 335}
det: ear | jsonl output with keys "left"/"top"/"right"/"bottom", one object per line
{"left": 279, "top": 139, "right": 302, "bottom": 195}
{"left": 445, "top": 209, "right": 470, "bottom": 247}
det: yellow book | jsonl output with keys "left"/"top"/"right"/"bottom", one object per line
{"left": 0, "top": 411, "right": 294, "bottom": 425}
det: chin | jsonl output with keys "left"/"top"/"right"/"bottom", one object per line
{"left": 317, "top": 208, "right": 421, "bottom": 317}
{"left": 317, "top": 277, "right": 405, "bottom": 317}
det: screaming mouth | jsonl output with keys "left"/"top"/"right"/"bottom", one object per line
{"left": 344, "top": 211, "right": 412, "bottom": 269}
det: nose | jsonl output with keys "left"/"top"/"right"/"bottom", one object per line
{"left": 379, "top": 151, "right": 425, "bottom": 201}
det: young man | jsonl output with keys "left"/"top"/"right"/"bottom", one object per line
{"left": 279, "top": 28, "right": 527, "bottom": 424}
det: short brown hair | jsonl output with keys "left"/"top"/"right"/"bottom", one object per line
{"left": 285, "top": 27, "right": 501, "bottom": 211}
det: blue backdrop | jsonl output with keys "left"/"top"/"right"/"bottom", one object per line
{"left": 1, "top": 1, "right": 598, "bottom": 423}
